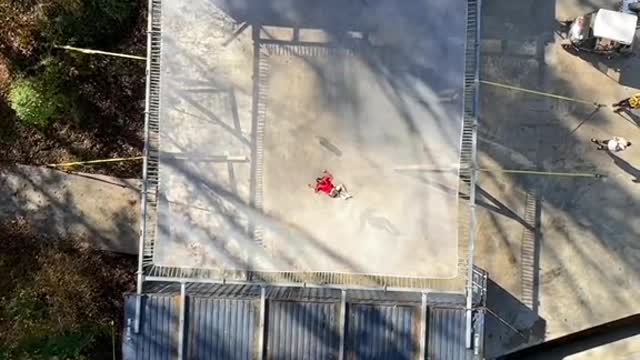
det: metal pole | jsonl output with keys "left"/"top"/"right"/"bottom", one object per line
{"left": 394, "top": 165, "right": 604, "bottom": 179}
{"left": 338, "top": 290, "right": 347, "bottom": 360}
{"left": 479, "top": 80, "right": 606, "bottom": 107}
{"left": 178, "top": 282, "right": 186, "bottom": 360}
{"left": 418, "top": 292, "right": 428, "bottom": 359}
{"left": 54, "top": 45, "right": 146, "bottom": 60}
{"left": 111, "top": 320, "right": 116, "bottom": 360}
{"left": 258, "top": 286, "right": 266, "bottom": 360}
{"left": 477, "top": 168, "right": 604, "bottom": 178}
{"left": 135, "top": 0, "right": 154, "bottom": 334}
{"left": 47, "top": 156, "right": 143, "bottom": 168}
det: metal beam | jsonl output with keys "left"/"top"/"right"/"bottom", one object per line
{"left": 257, "top": 286, "right": 266, "bottom": 360}
{"left": 338, "top": 290, "right": 347, "bottom": 360}
{"left": 178, "top": 282, "right": 186, "bottom": 360}
{"left": 419, "top": 292, "right": 428, "bottom": 359}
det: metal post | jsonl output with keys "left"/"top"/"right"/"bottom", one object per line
{"left": 338, "top": 289, "right": 347, "bottom": 360}
{"left": 419, "top": 292, "right": 428, "bottom": 359}
{"left": 135, "top": 0, "right": 155, "bottom": 334}
{"left": 257, "top": 286, "right": 266, "bottom": 360}
{"left": 178, "top": 282, "right": 186, "bottom": 360}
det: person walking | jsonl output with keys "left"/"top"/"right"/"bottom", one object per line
{"left": 612, "top": 93, "right": 640, "bottom": 113}
{"left": 590, "top": 137, "right": 632, "bottom": 152}
{"left": 308, "top": 170, "right": 352, "bottom": 200}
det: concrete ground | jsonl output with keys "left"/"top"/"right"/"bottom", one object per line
{"left": 0, "top": 165, "right": 140, "bottom": 254}
{"left": 154, "top": 0, "right": 467, "bottom": 279}
{"left": 477, "top": 0, "right": 640, "bottom": 356}
{"left": 564, "top": 334, "right": 640, "bottom": 360}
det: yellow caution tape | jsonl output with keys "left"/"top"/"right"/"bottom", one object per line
{"left": 46, "top": 156, "right": 144, "bottom": 168}
{"left": 480, "top": 80, "right": 606, "bottom": 107}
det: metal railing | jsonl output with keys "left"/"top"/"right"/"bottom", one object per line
{"left": 460, "top": 0, "right": 482, "bottom": 350}
{"left": 138, "top": 0, "right": 162, "bottom": 287}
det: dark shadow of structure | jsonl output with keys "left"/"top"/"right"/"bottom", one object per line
{"left": 484, "top": 279, "right": 546, "bottom": 359}
{"left": 498, "top": 313, "right": 640, "bottom": 360}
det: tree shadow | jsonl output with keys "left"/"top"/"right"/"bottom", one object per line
{"left": 0, "top": 164, "right": 140, "bottom": 255}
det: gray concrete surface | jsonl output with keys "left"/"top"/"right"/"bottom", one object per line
{"left": 154, "top": 0, "right": 467, "bottom": 278}
{"left": 0, "top": 165, "right": 140, "bottom": 254}
{"left": 477, "top": 0, "right": 640, "bottom": 356}
{"left": 564, "top": 335, "right": 640, "bottom": 360}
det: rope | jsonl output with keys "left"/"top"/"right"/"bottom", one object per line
{"left": 54, "top": 45, "right": 146, "bottom": 61}
{"left": 46, "top": 156, "right": 143, "bottom": 168}
{"left": 480, "top": 80, "right": 607, "bottom": 107}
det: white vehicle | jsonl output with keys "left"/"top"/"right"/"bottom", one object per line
{"left": 563, "top": 7, "right": 638, "bottom": 58}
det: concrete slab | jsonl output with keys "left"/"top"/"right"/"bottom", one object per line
{"left": 0, "top": 165, "right": 140, "bottom": 254}
{"left": 477, "top": 0, "right": 640, "bottom": 355}
{"left": 152, "top": 0, "right": 468, "bottom": 279}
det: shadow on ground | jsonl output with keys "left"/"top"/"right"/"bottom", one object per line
{"left": 0, "top": 165, "right": 140, "bottom": 254}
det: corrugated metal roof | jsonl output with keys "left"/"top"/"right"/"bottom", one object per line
{"left": 266, "top": 300, "right": 339, "bottom": 359}
{"left": 186, "top": 297, "right": 257, "bottom": 360}
{"left": 123, "top": 286, "right": 483, "bottom": 360}
{"left": 346, "top": 304, "right": 419, "bottom": 359}
{"left": 428, "top": 308, "right": 474, "bottom": 360}
{"left": 123, "top": 294, "right": 179, "bottom": 360}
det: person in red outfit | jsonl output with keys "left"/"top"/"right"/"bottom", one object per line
{"left": 308, "top": 170, "right": 352, "bottom": 200}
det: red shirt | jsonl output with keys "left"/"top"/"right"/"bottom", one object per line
{"left": 314, "top": 176, "right": 334, "bottom": 194}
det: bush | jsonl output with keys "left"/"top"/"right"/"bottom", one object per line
{"left": 8, "top": 58, "right": 70, "bottom": 129}
{"left": 8, "top": 78, "right": 62, "bottom": 129}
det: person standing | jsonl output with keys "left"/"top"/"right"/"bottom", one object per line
{"left": 590, "top": 137, "right": 632, "bottom": 152}
{"left": 612, "top": 93, "right": 640, "bottom": 113}
{"left": 308, "top": 170, "right": 352, "bottom": 200}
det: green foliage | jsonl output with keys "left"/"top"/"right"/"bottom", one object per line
{"left": 8, "top": 78, "right": 60, "bottom": 128}
{"left": 8, "top": 57, "right": 71, "bottom": 129}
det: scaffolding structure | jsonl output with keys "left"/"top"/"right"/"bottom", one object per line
{"left": 136, "top": 1, "right": 482, "bottom": 345}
